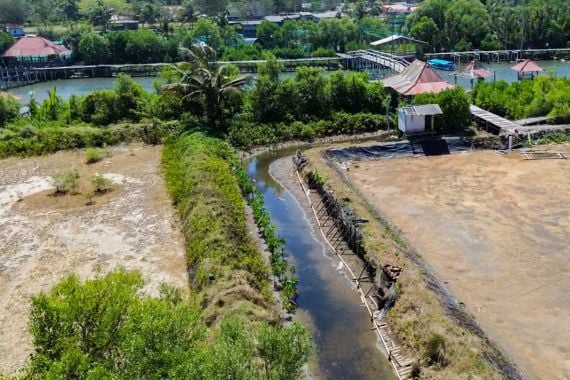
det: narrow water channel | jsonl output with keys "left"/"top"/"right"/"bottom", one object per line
{"left": 247, "top": 151, "right": 395, "bottom": 380}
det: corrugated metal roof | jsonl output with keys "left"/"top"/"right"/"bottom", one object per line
{"left": 2, "top": 36, "right": 70, "bottom": 58}
{"left": 370, "top": 34, "right": 427, "bottom": 46}
{"left": 400, "top": 104, "right": 442, "bottom": 116}
{"left": 382, "top": 59, "right": 454, "bottom": 96}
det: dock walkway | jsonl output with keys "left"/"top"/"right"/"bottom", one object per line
{"left": 343, "top": 50, "right": 409, "bottom": 73}
{"left": 469, "top": 105, "right": 521, "bottom": 134}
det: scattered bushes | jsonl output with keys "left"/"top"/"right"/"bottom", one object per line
{"left": 0, "top": 122, "right": 181, "bottom": 159}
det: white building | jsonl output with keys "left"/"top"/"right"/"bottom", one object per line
{"left": 398, "top": 104, "right": 442, "bottom": 134}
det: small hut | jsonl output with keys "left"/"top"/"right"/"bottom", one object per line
{"left": 398, "top": 104, "right": 442, "bottom": 134}
{"left": 1, "top": 36, "right": 71, "bottom": 65}
{"left": 382, "top": 59, "right": 455, "bottom": 97}
{"left": 511, "top": 59, "right": 543, "bottom": 80}
{"left": 451, "top": 60, "right": 493, "bottom": 88}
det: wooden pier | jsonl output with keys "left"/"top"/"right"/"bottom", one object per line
{"left": 425, "top": 48, "right": 570, "bottom": 63}
{"left": 1, "top": 57, "right": 345, "bottom": 89}
{"left": 0, "top": 63, "right": 166, "bottom": 90}
{"left": 470, "top": 105, "right": 521, "bottom": 134}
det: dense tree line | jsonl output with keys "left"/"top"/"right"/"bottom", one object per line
{"left": 406, "top": 0, "right": 570, "bottom": 52}
{"left": 0, "top": 0, "right": 343, "bottom": 26}
{"left": 472, "top": 77, "right": 570, "bottom": 122}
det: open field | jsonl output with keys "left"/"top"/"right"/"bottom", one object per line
{"left": 344, "top": 145, "right": 570, "bottom": 380}
{"left": 0, "top": 146, "right": 187, "bottom": 375}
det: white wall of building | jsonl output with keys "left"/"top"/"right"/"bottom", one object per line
{"left": 398, "top": 112, "right": 426, "bottom": 134}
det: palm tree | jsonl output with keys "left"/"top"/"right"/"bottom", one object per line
{"left": 163, "top": 45, "right": 250, "bottom": 133}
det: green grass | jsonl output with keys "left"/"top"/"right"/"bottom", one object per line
{"left": 0, "top": 121, "right": 181, "bottom": 159}
{"left": 162, "top": 132, "right": 273, "bottom": 325}
{"left": 530, "top": 132, "right": 570, "bottom": 145}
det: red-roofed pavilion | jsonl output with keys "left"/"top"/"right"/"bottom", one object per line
{"left": 2, "top": 36, "right": 70, "bottom": 63}
{"left": 382, "top": 59, "right": 455, "bottom": 96}
{"left": 511, "top": 59, "right": 543, "bottom": 80}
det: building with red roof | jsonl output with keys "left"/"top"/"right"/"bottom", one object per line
{"left": 382, "top": 59, "right": 455, "bottom": 96}
{"left": 511, "top": 59, "right": 543, "bottom": 80}
{"left": 2, "top": 36, "right": 71, "bottom": 64}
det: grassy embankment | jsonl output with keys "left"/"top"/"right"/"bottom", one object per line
{"left": 302, "top": 145, "right": 505, "bottom": 379}
{"left": 162, "top": 132, "right": 299, "bottom": 324}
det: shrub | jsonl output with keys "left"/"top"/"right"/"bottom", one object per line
{"left": 25, "top": 270, "right": 311, "bottom": 378}
{"left": 426, "top": 334, "right": 446, "bottom": 366}
{"left": 77, "top": 33, "right": 110, "bottom": 65}
{"left": 85, "top": 148, "right": 104, "bottom": 164}
{"left": 84, "top": 191, "right": 95, "bottom": 205}
{"left": 91, "top": 174, "right": 112, "bottom": 193}
{"left": 50, "top": 169, "right": 80, "bottom": 195}
{"left": 114, "top": 73, "right": 145, "bottom": 121}
{"left": 81, "top": 90, "right": 118, "bottom": 126}
{"left": 0, "top": 32, "right": 15, "bottom": 53}
{"left": 0, "top": 94, "right": 20, "bottom": 127}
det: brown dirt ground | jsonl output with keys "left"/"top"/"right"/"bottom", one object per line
{"left": 345, "top": 145, "right": 570, "bottom": 380}
{"left": 0, "top": 146, "right": 187, "bottom": 375}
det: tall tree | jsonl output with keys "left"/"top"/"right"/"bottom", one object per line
{"left": 163, "top": 46, "right": 250, "bottom": 132}
{"left": 0, "top": 0, "right": 29, "bottom": 24}
{"left": 444, "top": 0, "right": 491, "bottom": 50}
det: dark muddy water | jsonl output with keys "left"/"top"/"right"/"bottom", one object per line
{"left": 247, "top": 151, "right": 395, "bottom": 380}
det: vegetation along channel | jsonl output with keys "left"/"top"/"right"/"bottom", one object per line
{"left": 1, "top": 0, "right": 569, "bottom": 378}
{"left": 247, "top": 150, "right": 395, "bottom": 380}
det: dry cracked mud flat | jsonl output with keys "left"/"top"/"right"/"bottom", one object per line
{"left": 0, "top": 146, "right": 187, "bottom": 375}
{"left": 345, "top": 144, "right": 570, "bottom": 380}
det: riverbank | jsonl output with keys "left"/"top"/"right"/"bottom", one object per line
{"left": 297, "top": 141, "right": 517, "bottom": 379}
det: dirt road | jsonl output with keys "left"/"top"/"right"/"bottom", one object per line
{"left": 0, "top": 146, "right": 187, "bottom": 375}
{"left": 346, "top": 146, "right": 570, "bottom": 380}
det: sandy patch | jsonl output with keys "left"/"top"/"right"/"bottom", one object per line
{"left": 345, "top": 145, "right": 570, "bottom": 380}
{"left": 0, "top": 146, "right": 187, "bottom": 375}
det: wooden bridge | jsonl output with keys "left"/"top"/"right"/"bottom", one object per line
{"left": 470, "top": 105, "right": 522, "bottom": 134}
{"left": 426, "top": 48, "right": 570, "bottom": 63}
{"left": 343, "top": 50, "right": 410, "bottom": 73}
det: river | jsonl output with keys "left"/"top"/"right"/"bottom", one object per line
{"left": 247, "top": 151, "right": 396, "bottom": 380}
{"left": 8, "top": 60, "right": 570, "bottom": 104}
